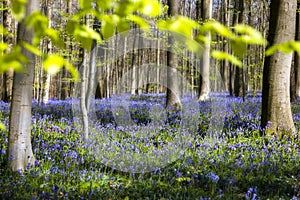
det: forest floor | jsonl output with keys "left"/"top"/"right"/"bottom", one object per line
{"left": 0, "top": 93, "right": 299, "bottom": 199}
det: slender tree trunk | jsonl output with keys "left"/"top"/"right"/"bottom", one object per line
{"left": 166, "top": 0, "right": 181, "bottom": 110}
{"left": 261, "top": 0, "right": 296, "bottom": 135}
{"left": 221, "top": 0, "right": 229, "bottom": 92}
{"left": 294, "top": 1, "right": 300, "bottom": 99}
{"left": 42, "top": 0, "right": 53, "bottom": 104}
{"left": 80, "top": 48, "right": 89, "bottom": 140}
{"left": 2, "top": 0, "right": 14, "bottom": 102}
{"left": 198, "top": 0, "right": 212, "bottom": 101}
{"left": 8, "top": 0, "right": 39, "bottom": 171}
{"left": 233, "top": 0, "right": 245, "bottom": 98}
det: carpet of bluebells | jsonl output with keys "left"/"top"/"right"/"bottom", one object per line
{"left": 0, "top": 93, "right": 299, "bottom": 199}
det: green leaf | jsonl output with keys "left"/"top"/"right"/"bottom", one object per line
{"left": 101, "top": 15, "right": 116, "bottom": 39}
{"left": 200, "top": 21, "right": 234, "bottom": 38}
{"left": 128, "top": 15, "right": 150, "bottom": 30}
{"left": 43, "top": 54, "right": 65, "bottom": 75}
{"left": 265, "top": 45, "right": 279, "bottom": 56}
{"left": 117, "top": 19, "right": 130, "bottom": 33}
{"left": 158, "top": 16, "right": 198, "bottom": 39}
{"left": 185, "top": 39, "right": 203, "bottom": 54}
{"left": 79, "top": 0, "right": 92, "bottom": 10}
{"left": 96, "top": 0, "right": 113, "bottom": 11}
{"left": 74, "top": 25, "right": 102, "bottom": 49}
{"left": 136, "top": 0, "right": 162, "bottom": 17}
{"left": 11, "top": 0, "right": 27, "bottom": 21}
{"left": 0, "top": 123, "right": 5, "bottom": 131}
{"left": 25, "top": 11, "right": 48, "bottom": 33}
{"left": 45, "top": 28, "right": 65, "bottom": 48}
{"left": 0, "top": 42, "right": 8, "bottom": 52}
{"left": 230, "top": 38, "right": 247, "bottom": 58}
{"left": 0, "top": 26, "right": 8, "bottom": 36}
{"left": 21, "top": 41, "right": 42, "bottom": 56}
{"left": 234, "top": 24, "right": 266, "bottom": 45}
{"left": 64, "top": 60, "right": 79, "bottom": 81}
{"left": 266, "top": 41, "right": 300, "bottom": 56}
{"left": 211, "top": 50, "right": 242, "bottom": 67}
{"left": 0, "top": 45, "right": 27, "bottom": 73}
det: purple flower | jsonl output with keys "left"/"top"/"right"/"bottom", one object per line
{"left": 206, "top": 172, "right": 219, "bottom": 183}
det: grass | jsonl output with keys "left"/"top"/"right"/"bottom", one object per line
{"left": 0, "top": 93, "right": 299, "bottom": 199}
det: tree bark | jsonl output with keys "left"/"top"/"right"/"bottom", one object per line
{"left": 2, "top": 0, "right": 14, "bottom": 102}
{"left": 198, "top": 0, "right": 212, "bottom": 101}
{"left": 233, "top": 0, "right": 246, "bottom": 98}
{"left": 166, "top": 0, "right": 181, "bottom": 110}
{"left": 293, "top": 1, "right": 300, "bottom": 99}
{"left": 8, "top": 0, "right": 39, "bottom": 171}
{"left": 261, "top": 0, "right": 296, "bottom": 135}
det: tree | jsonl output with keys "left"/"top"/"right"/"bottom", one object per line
{"left": 291, "top": 1, "right": 300, "bottom": 101}
{"left": 8, "top": 0, "right": 40, "bottom": 171}
{"left": 198, "top": 0, "right": 212, "bottom": 101}
{"left": 166, "top": 0, "right": 181, "bottom": 110}
{"left": 261, "top": 0, "right": 297, "bottom": 134}
{"left": 233, "top": 0, "right": 246, "bottom": 98}
{"left": 2, "top": 0, "right": 15, "bottom": 102}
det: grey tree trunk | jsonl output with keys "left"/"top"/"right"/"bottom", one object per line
{"left": 80, "top": 48, "right": 89, "bottom": 141}
{"left": 233, "top": 0, "right": 246, "bottom": 98}
{"left": 294, "top": 2, "right": 300, "bottom": 99}
{"left": 42, "top": 0, "right": 53, "bottom": 104}
{"left": 261, "top": 0, "right": 296, "bottom": 134}
{"left": 8, "top": 0, "right": 39, "bottom": 171}
{"left": 198, "top": 0, "right": 212, "bottom": 101}
{"left": 166, "top": 0, "right": 181, "bottom": 110}
{"left": 3, "top": 0, "right": 14, "bottom": 102}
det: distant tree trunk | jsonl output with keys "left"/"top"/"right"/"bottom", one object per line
{"left": 80, "top": 47, "right": 89, "bottom": 141}
{"left": 198, "top": 0, "right": 212, "bottom": 101}
{"left": 61, "top": 0, "right": 73, "bottom": 100}
{"left": 233, "top": 0, "right": 245, "bottom": 98}
{"left": 2, "top": 0, "right": 14, "bottom": 102}
{"left": 261, "top": 0, "right": 296, "bottom": 134}
{"left": 8, "top": 0, "right": 39, "bottom": 171}
{"left": 221, "top": 0, "right": 229, "bottom": 92}
{"left": 42, "top": 0, "right": 53, "bottom": 104}
{"left": 166, "top": 0, "right": 181, "bottom": 110}
{"left": 293, "top": 1, "right": 300, "bottom": 99}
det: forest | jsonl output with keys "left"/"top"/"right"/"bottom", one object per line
{"left": 0, "top": 0, "right": 299, "bottom": 199}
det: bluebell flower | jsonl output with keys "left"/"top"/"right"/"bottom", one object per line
{"left": 206, "top": 172, "right": 219, "bottom": 183}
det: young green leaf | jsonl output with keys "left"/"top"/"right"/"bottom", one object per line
{"left": 200, "top": 21, "right": 234, "bottom": 38}
{"left": 21, "top": 41, "right": 42, "bottom": 56}
{"left": 11, "top": 0, "right": 27, "bottom": 21}
{"left": 43, "top": 54, "right": 65, "bottom": 75}
{"left": 234, "top": 24, "right": 266, "bottom": 45}
{"left": 0, "top": 122, "right": 5, "bottom": 131}
{"left": 101, "top": 15, "right": 116, "bottom": 39}
{"left": 136, "top": 0, "right": 162, "bottom": 17}
{"left": 45, "top": 28, "right": 65, "bottom": 48}
{"left": 79, "top": 0, "right": 92, "bottom": 10}
{"left": 64, "top": 60, "right": 79, "bottom": 81}
{"left": 211, "top": 50, "right": 242, "bottom": 67}
{"left": 158, "top": 16, "right": 198, "bottom": 39}
{"left": 128, "top": 15, "right": 150, "bottom": 30}
{"left": 230, "top": 38, "right": 247, "bottom": 58}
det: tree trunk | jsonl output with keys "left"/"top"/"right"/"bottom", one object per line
{"left": 233, "top": 0, "right": 245, "bottom": 98}
{"left": 42, "top": 0, "right": 53, "bottom": 104}
{"left": 2, "top": 0, "right": 14, "bottom": 102}
{"left": 166, "top": 0, "right": 181, "bottom": 110}
{"left": 8, "top": 0, "right": 39, "bottom": 171}
{"left": 221, "top": 0, "right": 229, "bottom": 92}
{"left": 198, "top": 0, "right": 212, "bottom": 101}
{"left": 294, "top": 1, "right": 300, "bottom": 99}
{"left": 261, "top": 0, "right": 296, "bottom": 135}
{"left": 80, "top": 48, "right": 89, "bottom": 141}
